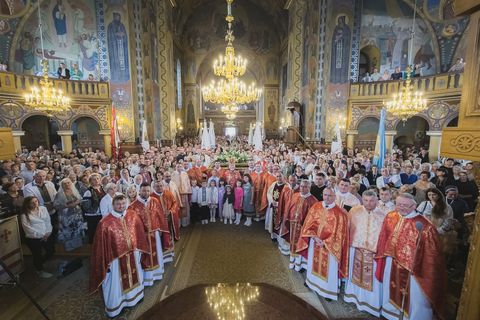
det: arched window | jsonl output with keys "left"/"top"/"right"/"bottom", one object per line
{"left": 176, "top": 59, "right": 182, "bottom": 109}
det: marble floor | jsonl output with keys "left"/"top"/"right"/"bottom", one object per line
{"left": 0, "top": 221, "right": 374, "bottom": 320}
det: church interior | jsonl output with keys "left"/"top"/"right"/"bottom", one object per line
{"left": 0, "top": 0, "right": 479, "bottom": 319}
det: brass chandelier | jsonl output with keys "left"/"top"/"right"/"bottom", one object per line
{"left": 213, "top": 0, "right": 247, "bottom": 80}
{"left": 24, "top": 2, "right": 71, "bottom": 115}
{"left": 202, "top": 78, "right": 262, "bottom": 106}
{"left": 384, "top": 68, "right": 427, "bottom": 122}
{"left": 24, "top": 59, "right": 71, "bottom": 114}
{"left": 202, "top": 0, "right": 261, "bottom": 118}
{"left": 384, "top": 0, "right": 427, "bottom": 122}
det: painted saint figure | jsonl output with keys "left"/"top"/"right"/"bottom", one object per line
{"left": 330, "top": 15, "right": 351, "bottom": 84}
{"left": 108, "top": 12, "right": 130, "bottom": 82}
{"left": 52, "top": 0, "right": 67, "bottom": 48}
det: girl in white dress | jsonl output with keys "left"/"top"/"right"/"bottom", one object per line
{"left": 222, "top": 185, "right": 235, "bottom": 224}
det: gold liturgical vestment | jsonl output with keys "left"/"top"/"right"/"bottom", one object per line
{"left": 348, "top": 205, "right": 385, "bottom": 291}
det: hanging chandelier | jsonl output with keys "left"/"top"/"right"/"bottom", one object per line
{"left": 24, "top": 59, "right": 71, "bottom": 114}
{"left": 384, "top": 0, "right": 426, "bottom": 122}
{"left": 384, "top": 69, "right": 427, "bottom": 122}
{"left": 202, "top": 0, "right": 261, "bottom": 118}
{"left": 24, "top": 2, "right": 71, "bottom": 115}
{"left": 213, "top": 0, "right": 247, "bottom": 80}
{"left": 202, "top": 78, "right": 262, "bottom": 106}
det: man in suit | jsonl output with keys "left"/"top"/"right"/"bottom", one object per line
{"left": 57, "top": 62, "right": 70, "bottom": 79}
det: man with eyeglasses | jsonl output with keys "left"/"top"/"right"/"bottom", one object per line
{"left": 375, "top": 193, "right": 446, "bottom": 320}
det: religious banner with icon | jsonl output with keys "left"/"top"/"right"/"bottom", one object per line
{"left": 0, "top": 216, "right": 24, "bottom": 282}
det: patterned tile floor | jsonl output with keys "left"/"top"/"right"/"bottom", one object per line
{"left": 0, "top": 221, "right": 373, "bottom": 319}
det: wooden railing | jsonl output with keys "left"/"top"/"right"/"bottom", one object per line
{"left": 0, "top": 71, "right": 110, "bottom": 102}
{"left": 350, "top": 72, "right": 463, "bottom": 100}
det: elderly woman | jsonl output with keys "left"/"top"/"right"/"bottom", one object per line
{"left": 99, "top": 183, "right": 117, "bottom": 217}
{"left": 53, "top": 178, "right": 85, "bottom": 251}
{"left": 126, "top": 185, "right": 138, "bottom": 206}
{"left": 116, "top": 168, "right": 133, "bottom": 194}
{"left": 412, "top": 171, "right": 435, "bottom": 203}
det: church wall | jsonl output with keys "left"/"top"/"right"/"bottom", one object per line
{"left": 323, "top": 0, "right": 355, "bottom": 142}
{"left": 300, "top": 0, "right": 320, "bottom": 141}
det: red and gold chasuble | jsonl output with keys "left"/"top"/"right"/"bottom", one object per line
{"left": 278, "top": 186, "right": 299, "bottom": 236}
{"left": 375, "top": 211, "right": 446, "bottom": 320}
{"left": 150, "top": 190, "right": 180, "bottom": 252}
{"left": 296, "top": 203, "right": 349, "bottom": 280}
{"left": 129, "top": 198, "right": 169, "bottom": 271}
{"left": 187, "top": 166, "right": 203, "bottom": 183}
{"left": 348, "top": 206, "right": 385, "bottom": 291}
{"left": 284, "top": 193, "right": 318, "bottom": 257}
{"left": 251, "top": 171, "right": 266, "bottom": 213}
{"left": 223, "top": 169, "right": 241, "bottom": 187}
{"left": 89, "top": 211, "right": 148, "bottom": 294}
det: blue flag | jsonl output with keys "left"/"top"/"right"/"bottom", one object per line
{"left": 373, "top": 108, "right": 387, "bottom": 169}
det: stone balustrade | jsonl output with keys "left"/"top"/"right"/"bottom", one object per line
{"left": 0, "top": 71, "right": 110, "bottom": 101}
{"left": 350, "top": 72, "right": 463, "bottom": 100}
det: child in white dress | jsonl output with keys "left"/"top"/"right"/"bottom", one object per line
{"left": 207, "top": 180, "right": 219, "bottom": 222}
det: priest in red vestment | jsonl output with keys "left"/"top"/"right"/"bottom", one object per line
{"left": 151, "top": 181, "right": 180, "bottom": 263}
{"left": 277, "top": 175, "right": 299, "bottom": 255}
{"left": 251, "top": 163, "right": 266, "bottom": 216}
{"left": 375, "top": 193, "right": 446, "bottom": 320}
{"left": 296, "top": 187, "right": 349, "bottom": 300}
{"left": 223, "top": 162, "right": 241, "bottom": 187}
{"left": 280, "top": 179, "right": 318, "bottom": 271}
{"left": 89, "top": 194, "right": 148, "bottom": 318}
{"left": 129, "top": 183, "right": 169, "bottom": 286}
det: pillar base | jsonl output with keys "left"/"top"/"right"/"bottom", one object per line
{"left": 426, "top": 131, "right": 442, "bottom": 162}
{"left": 99, "top": 130, "right": 112, "bottom": 157}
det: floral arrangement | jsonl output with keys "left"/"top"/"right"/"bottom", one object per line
{"left": 216, "top": 150, "right": 250, "bottom": 164}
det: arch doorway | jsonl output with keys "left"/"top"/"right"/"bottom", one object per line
{"left": 21, "top": 115, "right": 61, "bottom": 150}
{"left": 72, "top": 117, "right": 104, "bottom": 151}
{"left": 394, "top": 116, "right": 430, "bottom": 150}
{"left": 356, "top": 117, "right": 379, "bottom": 150}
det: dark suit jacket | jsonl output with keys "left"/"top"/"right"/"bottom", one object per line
{"left": 57, "top": 67, "right": 71, "bottom": 79}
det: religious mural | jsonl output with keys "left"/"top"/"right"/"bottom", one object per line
{"left": 324, "top": 0, "right": 354, "bottom": 141}
{"left": 12, "top": 0, "right": 99, "bottom": 79}
{"left": 361, "top": 0, "right": 437, "bottom": 76}
{"left": 105, "top": 0, "right": 134, "bottom": 141}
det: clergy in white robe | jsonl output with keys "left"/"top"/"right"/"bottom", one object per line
{"left": 90, "top": 194, "right": 148, "bottom": 318}
{"left": 296, "top": 187, "right": 349, "bottom": 300}
{"left": 344, "top": 191, "right": 386, "bottom": 317}
{"left": 336, "top": 179, "right": 361, "bottom": 211}
{"left": 170, "top": 164, "right": 192, "bottom": 227}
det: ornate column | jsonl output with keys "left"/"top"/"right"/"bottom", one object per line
{"left": 285, "top": 0, "right": 305, "bottom": 102}
{"left": 11, "top": 131, "right": 24, "bottom": 153}
{"left": 385, "top": 130, "right": 397, "bottom": 153}
{"left": 426, "top": 131, "right": 442, "bottom": 162}
{"left": 99, "top": 130, "right": 112, "bottom": 157}
{"left": 346, "top": 130, "right": 358, "bottom": 149}
{"left": 440, "top": 4, "right": 480, "bottom": 319}
{"left": 57, "top": 131, "right": 73, "bottom": 154}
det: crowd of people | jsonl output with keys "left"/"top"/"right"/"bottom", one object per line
{"left": 0, "top": 136, "right": 477, "bottom": 318}
{"left": 360, "top": 58, "right": 465, "bottom": 83}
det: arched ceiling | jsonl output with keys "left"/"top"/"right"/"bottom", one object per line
{"left": 173, "top": 0, "right": 289, "bottom": 40}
